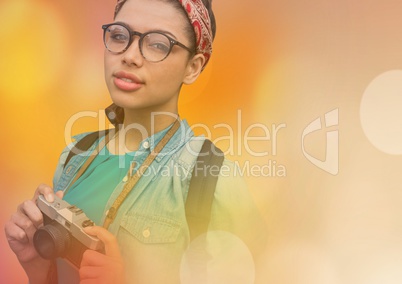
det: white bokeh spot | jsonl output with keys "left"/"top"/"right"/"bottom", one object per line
{"left": 180, "top": 231, "right": 255, "bottom": 284}
{"left": 360, "top": 70, "right": 402, "bottom": 155}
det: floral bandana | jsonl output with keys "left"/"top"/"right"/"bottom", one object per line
{"left": 115, "top": 0, "right": 213, "bottom": 69}
{"left": 178, "top": 0, "right": 213, "bottom": 69}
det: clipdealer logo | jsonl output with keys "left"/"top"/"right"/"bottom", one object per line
{"left": 63, "top": 109, "right": 339, "bottom": 177}
{"left": 301, "top": 109, "right": 339, "bottom": 175}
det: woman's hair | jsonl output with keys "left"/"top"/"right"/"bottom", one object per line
{"left": 201, "top": 0, "right": 216, "bottom": 39}
{"left": 114, "top": 0, "right": 216, "bottom": 54}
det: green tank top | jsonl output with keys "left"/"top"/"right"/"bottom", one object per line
{"left": 63, "top": 146, "right": 135, "bottom": 225}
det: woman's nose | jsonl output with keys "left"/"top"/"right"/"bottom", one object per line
{"left": 121, "top": 37, "right": 144, "bottom": 67}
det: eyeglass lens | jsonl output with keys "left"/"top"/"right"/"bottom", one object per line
{"left": 104, "top": 24, "right": 172, "bottom": 62}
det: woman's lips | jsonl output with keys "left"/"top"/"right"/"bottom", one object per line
{"left": 113, "top": 71, "right": 144, "bottom": 92}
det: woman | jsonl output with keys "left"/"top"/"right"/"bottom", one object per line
{"left": 5, "top": 0, "right": 264, "bottom": 283}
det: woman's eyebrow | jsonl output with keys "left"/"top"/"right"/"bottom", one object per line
{"left": 152, "top": 30, "right": 177, "bottom": 39}
{"left": 113, "top": 21, "right": 178, "bottom": 39}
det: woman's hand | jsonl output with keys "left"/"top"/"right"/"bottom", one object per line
{"left": 4, "top": 184, "right": 63, "bottom": 284}
{"left": 80, "top": 226, "right": 126, "bottom": 284}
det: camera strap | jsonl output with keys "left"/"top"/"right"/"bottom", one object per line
{"left": 63, "top": 120, "right": 224, "bottom": 239}
{"left": 103, "top": 118, "right": 181, "bottom": 229}
{"left": 63, "top": 118, "right": 181, "bottom": 229}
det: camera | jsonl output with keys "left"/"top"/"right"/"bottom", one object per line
{"left": 33, "top": 195, "right": 104, "bottom": 268}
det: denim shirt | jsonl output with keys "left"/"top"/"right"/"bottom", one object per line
{"left": 52, "top": 120, "right": 265, "bottom": 284}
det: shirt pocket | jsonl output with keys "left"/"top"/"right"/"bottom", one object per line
{"left": 119, "top": 213, "right": 181, "bottom": 244}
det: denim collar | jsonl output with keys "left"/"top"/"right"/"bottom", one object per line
{"left": 130, "top": 119, "right": 194, "bottom": 163}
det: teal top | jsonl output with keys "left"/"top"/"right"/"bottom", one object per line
{"left": 64, "top": 147, "right": 135, "bottom": 225}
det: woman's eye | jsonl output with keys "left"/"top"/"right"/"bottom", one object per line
{"left": 148, "top": 42, "right": 170, "bottom": 53}
{"left": 109, "top": 31, "right": 128, "bottom": 42}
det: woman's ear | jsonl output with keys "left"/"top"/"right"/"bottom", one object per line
{"left": 182, "top": 54, "right": 206, "bottom": 85}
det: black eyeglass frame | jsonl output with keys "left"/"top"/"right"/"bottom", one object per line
{"left": 102, "top": 23, "right": 194, "bottom": 62}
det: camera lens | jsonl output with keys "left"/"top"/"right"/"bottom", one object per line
{"left": 33, "top": 220, "right": 71, "bottom": 259}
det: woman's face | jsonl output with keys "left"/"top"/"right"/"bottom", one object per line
{"left": 104, "top": 0, "right": 195, "bottom": 113}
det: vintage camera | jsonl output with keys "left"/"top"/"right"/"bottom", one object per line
{"left": 33, "top": 195, "right": 104, "bottom": 268}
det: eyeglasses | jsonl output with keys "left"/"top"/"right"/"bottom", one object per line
{"left": 102, "top": 23, "right": 193, "bottom": 62}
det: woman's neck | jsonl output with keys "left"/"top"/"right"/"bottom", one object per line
{"left": 110, "top": 108, "right": 179, "bottom": 154}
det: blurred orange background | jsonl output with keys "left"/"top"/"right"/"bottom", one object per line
{"left": 2, "top": 0, "right": 402, "bottom": 283}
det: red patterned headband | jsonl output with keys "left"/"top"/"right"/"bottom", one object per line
{"left": 115, "top": 0, "right": 213, "bottom": 69}
{"left": 178, "top": 0, "right": 213, "bottom": 69}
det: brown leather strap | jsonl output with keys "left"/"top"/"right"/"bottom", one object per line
{"left": 103, "top": 119, "right": 181, "bottom": 229}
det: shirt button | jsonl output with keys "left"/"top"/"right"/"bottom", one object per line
{"left": 65, "top": 166, "right": 73, "bottom": 174}
{"left": 143, "top": 141, "right": 150, "bottom": 149}
{"left": 143, "top": 228, "right": 151, "bottom": 238}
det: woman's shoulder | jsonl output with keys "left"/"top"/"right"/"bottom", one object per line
{"left": 62, "top": 130, "right": 110, "bottom": 156}
{"left": 60, "top": 131, "right": 97, "bottom": 152}
{"left": 176, "top": 137, "right": 242, "bottom": 181}
{"left": 52, "top": 130, "right": 106, "bottom": 189}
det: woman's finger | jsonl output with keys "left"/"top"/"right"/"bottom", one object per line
{"left": 79, "top": 263, "right": 101, "bottom": 279}
{"left": 55, "top": 190, "right": 64, "bottom": 199}
{"left": 32, "top": 184, "right": 54, "bottom": 202}
{"left": 4, "top": 218, "right": 29, "bottom": 244}
{"left": 83, "top": 226, "right": 121, "bottom": 259}
{"left": 16, "top": 200, "right": 43, "bottom": 229}
{"left": 80, "top": 249, "right": 107, "bottom": 267}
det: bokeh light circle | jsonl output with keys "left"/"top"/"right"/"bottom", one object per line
{"left": 180, "top": 231, "right": 255, "bottom": 284}
{"left": 0, "top": 0, "right": 69, "bottom": 100}
{"left": 360, "top": 70, "right": 402, "bottom": 155}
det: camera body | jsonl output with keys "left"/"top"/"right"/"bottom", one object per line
{"left": 33, "top": 195, "right": 104, "bottom": 268}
